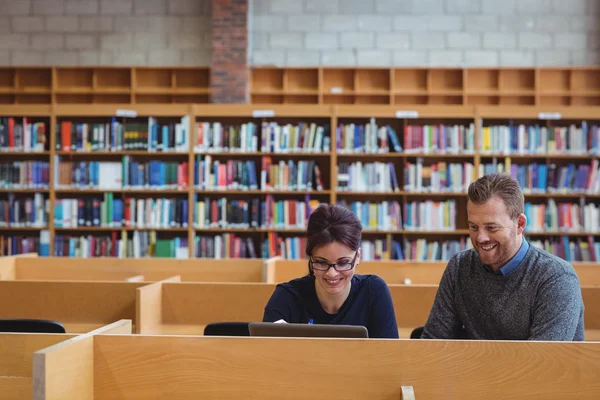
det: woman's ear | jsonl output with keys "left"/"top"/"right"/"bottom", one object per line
{"left": 355, "top": 247, "right": 361, "bottom": 267}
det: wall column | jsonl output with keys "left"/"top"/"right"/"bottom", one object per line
{"left": 210, "top": 0, "right": 249, "bottom": 103}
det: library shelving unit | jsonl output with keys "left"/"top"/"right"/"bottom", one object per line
{"left": 3, "top": 64, "right": 600, "bottom": 261}
{"left": 0, "top": 104, "right": 53, "bottom": 255}
{"left": 0, "top": 66, "right": 210, "bottom": 105}
{"left": 477, "top": 106, "right": 600, "bottom": 256}
{"left": 250, "top": 67, "right": 600, "bottom": 107}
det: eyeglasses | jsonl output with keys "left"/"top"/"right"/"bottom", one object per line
{"left": 310, "top": 252, "right": 358, "bottom": 272}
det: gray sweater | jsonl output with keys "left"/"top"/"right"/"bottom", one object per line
{"left": 422, "top": 244, "right": 585, "bottom": 341}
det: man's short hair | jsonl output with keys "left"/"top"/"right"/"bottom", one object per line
{"left": 467, "top": 173, "right": 524, "bottom": 220}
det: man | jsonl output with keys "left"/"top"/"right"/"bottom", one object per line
{"left": 422, "top": 173, "right": 584, "bottom": 341}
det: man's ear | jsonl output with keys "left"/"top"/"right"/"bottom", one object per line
{"left": 516, "top": 213, "right": 527, "bottom": 235}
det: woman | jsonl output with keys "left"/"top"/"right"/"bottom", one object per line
{"left": 262, "top": 204, "right": 399, "bottom": 339}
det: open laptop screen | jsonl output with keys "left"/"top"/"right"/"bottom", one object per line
{"left": 248, "top": 322, "right": 368, "bottom": 339}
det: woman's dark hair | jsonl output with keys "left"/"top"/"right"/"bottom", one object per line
{"left": 305, "top": 204, "right": 362, "bottom": 276}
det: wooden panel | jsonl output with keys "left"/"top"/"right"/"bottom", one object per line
{"left": 0, "top": 377, "right": 31, "bottom": 400}
{"left": 0, "top": 281, "right": 143, "bottom": 331}
{"left": 284, "top": 69, "right": 318, "bottom": 93}
{"left": 265, "top": 260, "right": 446, "bottom": 285}
{"left": 93, "top": 335, "right": 600, "bottom": 400}
{"left": 583, "top": 287, "right": 600, "bottom": 330}
{"left": 31, "top": 320, "right": 132, "bottom": 400}
{"left": 136, "top": 276, "right": 181, "bottom": 334}
{"left": 394, "top": 69, "right": 427, "bottom": 93}
{"left": 251, "top": 68, "right": 283, "bottom": 92}
{"left": 33, "top": 335, "right": 93, "bottom": 400}
{"left": 161, "top": 282, "right": 276, "bottom": 325}
{"left": 95, "top": 68, "right": 130, "bottom": 90}
{"left": 466, "top": 69, "right": 499, "bottom": 92}
{"left": 0, "top": 257, "right": 16, "bottom": 280}
{"left": 14, "top": 258, "right": 264, "bottom": 282}
{"left": 0, "top": 333, "right": 76, "bottom": 377}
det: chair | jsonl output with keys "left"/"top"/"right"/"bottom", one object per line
{"left": 410, "top": 326, "right": 424, "bottom": 339}
{"left": 410, "top": 325, "right": 470, "bottom": 339}
{"left": 203, "top": 322, "right": 250, "bottom": 336}
{"left": 0, "top": 318, "right": 66, "bottom": 333}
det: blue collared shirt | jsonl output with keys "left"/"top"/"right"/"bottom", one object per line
{"left": 485, "top": 238, "right": 530, "bottom": 276}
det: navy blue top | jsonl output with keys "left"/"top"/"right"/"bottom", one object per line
{"left": 262, "top": 274, "right": 399, "bottom": 339}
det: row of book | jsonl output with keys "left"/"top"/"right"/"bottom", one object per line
{"left": 404, "top": 160, "right": 474, "bottom": 193}
{"left": 53, "top": 232, "right": 189, "bottom": 258}
{"left": 193, "top": 195, "right": 320, "bottom": 229}
{"left": 337, "top": 200, "right": 403, "bottom": 231}
{"left": 4, "top": 231, "right": 600, "bottom": 262}
{"left": 396, "top": 237, "right": 473, "bottom": 261}
{"left": 195, "top": 121, "right": 330, "bottom": 153}
{"left": 404, "top": 123, "right": 476, "bottom": 154}
{"left": 54, "top": 158, "right": 189, "bottom": 190}
{"left": 57, "top": 117, "right": 190, "bottom": 153}
{"left": 7, "top": 157, "right": 600, "bottom": 195}
{"left": 14, "top": 195, "right": 600, "bottom": 234}
{"left": 5, "top": 118, "right": 600, "bottom": 156}
{"left": 403, "top": 200, "right": 457, "bottom": 231}
{"left": 336, "top": 120, "right": 401, "bottom": 154}
{"left": 529, "top": 236, "right": 600, "bottom": 262}
{"left": 480, "top": 123, "right": 600, "bottom": 155}
{"left": 0, "top": 194, "right": 49, "bottom": 228}
{"left": 0, "top": 231, "right": 50, "bottom": 256}
{"left": 195, "top": 234, "right": 258, "bottom": 259}
{"left": 54, "top": 195, "right": 189, "bottom": 229}
{"left": 194, "top": 156, "right": 325, "bottom": 192}
{"left": 484, "top": 160, "right": 599, "bottom": 194}
{"left": 0, "top": 118, "right": 47, "bottom": 152}
{"left": 524, "top": 200, "right": 600, "bottom": 233}
{"left": 0, "top": 161, "right": 50, "bottom": 189}
{"left": 337, "top": 162, "right": 400, "bottom": 192}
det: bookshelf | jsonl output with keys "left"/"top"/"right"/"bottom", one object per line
{"left": 0, "top": 67, "right": 210, "bottom": 105}
{"left": 2, "top": 100, "right": 600, "bottom": 262}
{"left": 251, "top": 67, "right": 600, "bottom": 107}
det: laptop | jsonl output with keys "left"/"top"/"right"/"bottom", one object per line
{"left": 248, "top": 322, "right": 368, "bottom": 339}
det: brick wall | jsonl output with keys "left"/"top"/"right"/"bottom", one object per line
{"left": 0, "top": 0, "right": 212, "bottom": 66}
{"left": 211, "top": 0, "right": 249, "bottom": 103}
{"left": 249, "top": 0, "right": 600, "bottom": 67}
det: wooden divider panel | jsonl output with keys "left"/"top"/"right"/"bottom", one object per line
{"left": 32, "top": 320, "right": 131, "bottom": 400}
{"left": 0, "top": 281, "right": 144, "bottom": 333}
{"left": 265, "top": 259, "right": 447, "bottom": 285}
{"left": 93, "top": 335, "right": 600, "bottom": 400}
{"left": 14, "top": 258, "right": 264, "bottom": 283}
{"left": 136, "top": 276, "right": 181, "bottom": 334}
{"left": 0, "top": 257, "right": 16, "bottom": 281}
{"left": 161, "top": 282, "right": 276, "bottom": 325}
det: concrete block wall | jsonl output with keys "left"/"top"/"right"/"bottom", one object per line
{"left": 249, "top": 0, "right": 600, "bottom": 67}
{"left": 0, "top": 0, "right": 212, "bottom": 66}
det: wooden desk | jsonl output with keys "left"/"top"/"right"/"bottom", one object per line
{"left": 33, "top": 334, "right": 600, "bottom": 400}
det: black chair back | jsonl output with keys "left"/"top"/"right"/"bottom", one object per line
{"left": 204, "top": 322, "right": 250, "bottom": 336}
{"left": 0, "top": 319, "right": 66, "bottom": 333}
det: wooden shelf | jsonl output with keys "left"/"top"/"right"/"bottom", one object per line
{"left": 251, "top": 67, "right": 600, "bottom": 106}
{"left": 402, "top": 230, "right": 471, "bottom": 235}
{"left": 56, "top": 151, "right": 189, "bottom": 157}
{"left": 0, "top": 67, "right": 209, "bottom": 105}
{"left": 55, "top": 227, "right": 189, "bottom": 232}
{"left": 0, "top": 226, "right": 48, "bottom": 231}
{"left": 198, "top": 151, "right": 330, "bottom": 157}
{"left": 526, "top": 231, "right": 600, "bottom": 237}
{"left": 194, "top": 190, "right": 332, "bottom": 195}
{"left": 0, "top": 189, "right": 49, "bottom": 193}
{"left": 55, "top": 189, "right": 188, "bottom": 195}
